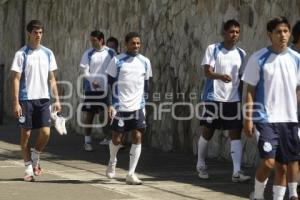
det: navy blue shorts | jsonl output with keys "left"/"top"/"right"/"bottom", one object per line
{"left": 200, "top": 101, "right": 243, "bottom": 130}
{"left": 19, "top": 99, "right": 51, "bottom": 129}
{"left": 81, "top": 91, "right": 108, "bottom": 113}
{"left": 110, "top": 109, "right": 146, "bottom": 133}
{"left": 255, "top": 123, "right": 300, "bottom": 164}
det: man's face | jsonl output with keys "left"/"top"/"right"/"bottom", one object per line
{"left": 28, "top": 28, "right": 43, "bottom": 44}
{"left": 90, "top": 36, "right": 102, "bottom": 49}
{"left": 268, "top": 23, "right": 290, "bottom": 49}
{"left": 223, "top": 26, "right": 240, "bottom": 45}
{"left": 126, "top": 37, "right": 140, "bottom": 55}
{"left": 107, "top": 41, "right": 117, "bottom": 52}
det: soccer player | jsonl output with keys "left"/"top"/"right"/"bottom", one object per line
{"left": 243, "top": 16, "right": 300, "bottom": 200}
{"left": 105, "top": 32, "right": 152, "bottom": 185}
{"left": 80, "top": 30, "right": 115, "bottom": 151}
{"left": 197, "top": 19, "right": 250, "bottom": 183}
{"left": 11, "top": 20, "right": 61, "bottom": 181}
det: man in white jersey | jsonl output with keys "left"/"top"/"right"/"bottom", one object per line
{"left": 243, "top": 16, "right": 300, "bottom": 200}
{"left": 80, "top": 30, "right": 115, "bottom": 151}
{"left": 197, "top": 19, "right": 250, "bottom": 183}
{"left": 291, "top": 21, "right": 300, "bottom": 197}
{"left": 11, "top": 20, "right": 61, "bottom": 182}
{"left": 99, "top": 36, "right": 120, "bottom": 146}
{"left": 105, "top": 32, "right": 152, "bottom": 185}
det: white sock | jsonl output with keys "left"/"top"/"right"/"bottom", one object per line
{"left": 31, "top": 148, "right": 41, "bottom": 167}
{"left": 254, "top": 178, "right": 268, "bottom": 199}
{"left": 196, "top": 136, "right": 208, "bottom": 169}
{"left": 230, "top": 140, "right": 242, "bottom": 174}
{"left": 85, "top": 136, "right": 92, "bottom": 144}
{"left": 109, "top": 141, "right": 120, "bottom": 164}
{"left": 288, "top": 182, "right": 298, "bottom": 198}
{"left": 24, "top": 161, "right": 33, "bottom": 176}
{"left": 273, "top": 185, "right": 286, "bottom": 200}
{"left": 128, "top": 144, "right": 142, "bottom": 175}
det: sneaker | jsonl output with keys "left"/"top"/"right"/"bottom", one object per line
{"left": 249, "top": 191, "right": 264, "bottom": 200}
{"left": 99, "top": 138, "right": 110, "bottom": 145}
{"left": 106, "top": 162, "right": 116, "bottom": 179}
{"left": 126, "top": 174, "right": 142, "bottom": 185}
{"left": 232, "top": 171, "right": 251, "bottom": 183}
{"left": 84, "top": 143, "right": 93, "bottom": 152}
{"left": 197, "top": 166, "right": 209, "bottom": 179}
{"left": 33, "top": 164, "right": 42, "bottom": 176}
{"left": 24, "top": 173, "right": 35, "bottom": 182}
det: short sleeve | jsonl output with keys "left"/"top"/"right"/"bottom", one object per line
{"left": 145, "top": 59, "right": 152, "bottom": 80}
{"left": 49, "top": 51, "right": 58, "bottom": 71}
{"left": 80, "top": 51, "right": 89, "bottom": 69}
{"left": 11, "top": 52, "right": 23, "bottom": 73}
{"left": 201, "top": 45, "right": 215, "bottom": 67}
{"left": 106, "top": 57, "right": 117, "bottom": 78}
{"left": 241, "top": 54, "right": 260, "bottom": 86}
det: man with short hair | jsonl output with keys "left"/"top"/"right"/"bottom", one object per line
{"left": 105, "top": 32, "right": 152, "bottom": 185}
{"left": 11, "top": 20, "right": 61, "bottom": 182}
{"left": 243, "top": 16, "right": 300, "bottom": 200}
{"left": 197, "top": 19, "right": 250, "bottom": 183}
{"left": 80, "top": 30, "right": 115, "bottom": 151}
{"left": 106, "top": 37, "right": 119, "bottom": 54}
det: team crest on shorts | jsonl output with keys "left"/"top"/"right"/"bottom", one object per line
{"left": 263, "top": 142, "right": 272, "bottom": 152}
{"left": 118, "top": 119, "right": 124, "bottom": 127}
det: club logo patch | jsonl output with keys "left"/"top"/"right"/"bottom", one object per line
{"left": 118, "top": 119, "right": 124, "bottom": 127}
{"left": 263, "top": 142, "right": 272, "bottom": 152}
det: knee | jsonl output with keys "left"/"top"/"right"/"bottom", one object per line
{"left": 112, "top": 135, "right": 122, "bottom": 145}
{"left": 262, "top": 159, "right": 275, "bottom": 170}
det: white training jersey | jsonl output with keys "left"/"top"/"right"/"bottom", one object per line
{"left": 11, "top": 45, "right": 57, "bottom": 100}
{"left": 242, "top": 47, "right": 300, "bottom": 123}
{"left": 80, "top": 46, "right": 115, "bottom": 92}
{"left": 106, "top": 53, "right": 152, "bottom": 112}
{"left": 201, "top": 43, "right": 246, "bottom": 102}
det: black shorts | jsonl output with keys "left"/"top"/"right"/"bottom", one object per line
{"left": 110, "top": 109, "right": 146, "bottom": 133}
{"left": 255, "top": 123, "right": 300, "bottom": 164}
{"left": 19, "top": 99, "right": 51, "bottom": 129}
{"left": 81, "top": 91, "right": 108, "bottom": 113}
{"left": 200, "top": 101, "right": 242, "bottom": 130}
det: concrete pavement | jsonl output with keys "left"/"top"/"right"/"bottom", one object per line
{"left": 0, "top": 118, "right": 262, "bottom": 200}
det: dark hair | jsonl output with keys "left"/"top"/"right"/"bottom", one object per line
{"left": 223, "top": 19, "right": 240, "bottom": 31}
{"left": 125, "top": 32, "right": 140, "bottom": 43}
{"left": 267, "top": 16, "right": 290, "bottom": 32}
{"left": 292, "top": 21, "right": 300, "bottom": 44}
{"left": 90, "top": 30, "right": 104, "bottom": 42}
{"left": 106, "top": 37, "right": 119, "bottom": 48}
{"left": 26, "top": 20, "right": 43, "bottom": 33}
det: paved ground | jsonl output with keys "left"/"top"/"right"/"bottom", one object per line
{"left": 0, "top": 118, "right": 273, "bottom": 200}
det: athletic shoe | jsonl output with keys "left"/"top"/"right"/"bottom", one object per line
{"left": 197, "top": 166, "right": 209, "bottom": 179}
{"left": 106, "top": 161, "right": 116, "bottom": 179}
{"left": 33, "top": 164, "right": 42, "bottom": 176}
{"left": 23, "top": 173, "right": 35, "bottom": 182}
{"left": 51, "top": 111, "right": 67, "bottom": 135}
{"left": 249, "top": 191, "right": 264, "bottom": 200}
{"left": 126, "top": 174, "right": 142, "bottom": 185}
{"left": 232, "top": 171, "right": 251, "bottom": 183}
{"left": 99, "top": 138, "right": 110, "bottom": 145}
{"left": 84, "top": 143, "right": 93, "bottom": 152}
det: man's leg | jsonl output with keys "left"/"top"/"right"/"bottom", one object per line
{"left": 126, "top": 129, "right": 142, "bottom": 185}
{"left": 20, "top": 128, "right": 34, "bottom": 181}
{"left": 99, "top": 109, "right": 111, "bottom": 145}
{"left": 84, "top": 112, "right": 95, "bottom": 151}
{"left": 273, "top": 162, "right": 287, "bottom": 200}
{"left": 251, "top": 158, "right": 274, "bottom": 199}
{"left": 30, "top": 127, "right": 50, "bottom": 176}
{"left": 196, "top": 126, "right": 214, "bottom": 179}
{"left": 106, "top": 131, "right": 123, "bottom": 178}
{"left": 287, "top": 161, "right": 299, "bottom": 199}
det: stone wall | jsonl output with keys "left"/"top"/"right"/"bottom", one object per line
{"left": 1, "top": 0, "right": 300, "bottom": 165}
